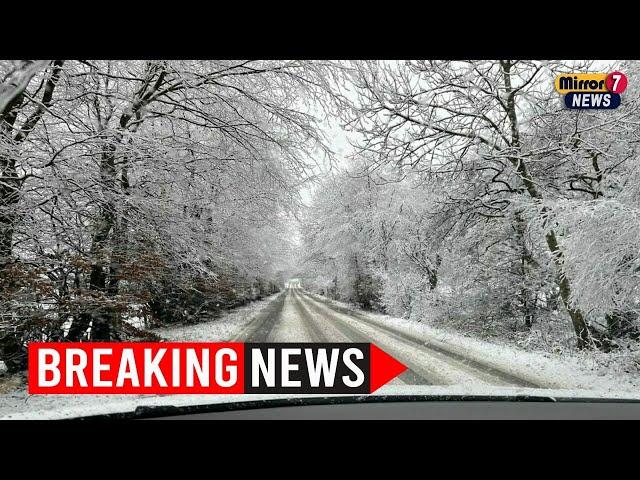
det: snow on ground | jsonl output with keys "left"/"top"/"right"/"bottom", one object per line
{"left": 308, "top": 293, "right": 640, "bottom": 395}
{"left": 153, "top": 292, "right": 281, "bottom": 342}
{"left": 0, "top": 293, "right": 283, "bottom": 420}
{"left": 3, "top": 290, "right": 640, "bottom": 419}
{"left": 306, "top": 296, "right": 492, "bottom": 385}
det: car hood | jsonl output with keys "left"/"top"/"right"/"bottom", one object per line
{"left": 3, "top": 384, "right": 640, "bottom": 420}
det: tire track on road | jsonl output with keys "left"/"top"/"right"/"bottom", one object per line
{"left": 267, "top": 289, "right": 316, "bottom": 342}
{"left": 290, "top": 288, "right": 415, "bottom": 385}
{"left": 296, "top": 292, "right": 437, "bottom": 385}
{"left": 289, "top": 289, "right": 327, "bottom": 343}
{"left": 232, "top": 291, "right": 287, "bottom": 342}
{"left": 304, "top": 291, "right": 542, "bottom": 388}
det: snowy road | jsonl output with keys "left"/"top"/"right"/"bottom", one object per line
{"left": 233, "top": 288, "right": 542, "bottom": 388}
{"left": 3, "top": 287, "right": 639, "bottom": 419}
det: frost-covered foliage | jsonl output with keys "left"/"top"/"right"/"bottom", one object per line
{"left": 300, "top": 171, "right": 383, "bottom": 310}
{"left": 303, "top": 171, "right": 558, "bottom": 336}
{"left": 0, "top": 60, "right": 335, "bottom": 371}
{"left": 302, "top": 59, "right": 640, "bottom": 351}
{"left": 4, "top": 58, "right": 640, "bottom": 373}
{"left": 546, "top": 158, "right": 640, "bottom": 321}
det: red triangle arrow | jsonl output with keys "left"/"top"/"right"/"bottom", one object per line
{"left": 369, "top": 344, "right": 408, "bottom": 393}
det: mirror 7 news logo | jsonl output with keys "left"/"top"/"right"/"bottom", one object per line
{"left": 555, "top": 71, "right": 628, "bottom": 109}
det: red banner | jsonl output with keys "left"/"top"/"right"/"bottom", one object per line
{"left": 28, "top": 342, "right": 407, "bottom": 395}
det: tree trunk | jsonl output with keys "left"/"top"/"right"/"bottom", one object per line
{"left": 0, "top": 126, "right": 22, "bottom": 269}
{"left": 501, "top": 60, "right": 595, "bottom": 349}
{"left": 67, "top": 62, "right": 166, "bottom": 341}
{"left": 67, "top": 140, "right": 118, "bottom": 341}
{"left": 513, "top": 211, "right": 535, "bottom": 328}
{"left": 0, "top": 174, "right": 17, "bottom": 267}
{"left": 66, "top": 215, "right": 118, "bottom": 340}
{"left": 0, "top": 61, "right": 64, "bottom": 368}
{"left": 522, "top": 285, "right": 534, "bottom": 328}
{"left": 0, "top": 60, "right": 64, "bottom": 268}
{"left": 429, "top": 253, "right": 441, "bottom": 290}
{"left": 544, "top": 230, "right": 596, "bottom": 348}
